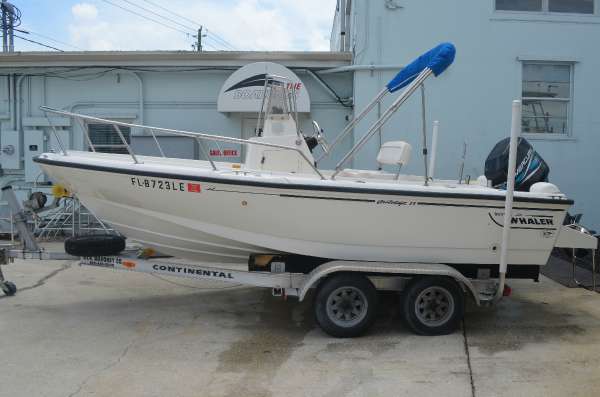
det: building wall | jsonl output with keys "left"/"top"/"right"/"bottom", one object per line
{"left": 342, "top": 0, "right": 600, "bottom": 228}
{"left": 0, "top": 60, "right": 352, "bottom": 231}
{"left": 0, "top": 65, "right": 353, "bottom": 180}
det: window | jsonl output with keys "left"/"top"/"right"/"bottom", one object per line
{"left": 521, "top": 63, "right": 572, "bottom": 135}
{"left": 87, "top": 123, "right": 131, "bottom": 154}
{"left": 549, "top": 0, "right": 594, "bottom": 13}
{"left": 496, "top": 0, "right": 595, "bottom": 14}
{"left": 497, "top": 0, "right": 543, "bottom": 11}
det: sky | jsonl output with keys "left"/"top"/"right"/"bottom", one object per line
{"left": 10, "top": 0, "right": 338, "bottom": 52}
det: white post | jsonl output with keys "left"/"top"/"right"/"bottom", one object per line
{"left": 496, "top": 100, "right": 521, "bottom": 300}
{"left": 429, "top": 120, "right": 439, "bottom": 179}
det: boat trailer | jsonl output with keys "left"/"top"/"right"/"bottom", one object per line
{"left": 0, "top": 180, "right": 597, "bottom": 337}
{"left": 0, "top": 98, "right": 597, "bottom": 336}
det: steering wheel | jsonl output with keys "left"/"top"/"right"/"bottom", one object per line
{"left": 311, "top": 120, "right": 330, "bottom": 154}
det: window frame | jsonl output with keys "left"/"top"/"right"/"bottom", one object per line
{"left": 520, "top": 60, "right": 575, "bottom": 139}
{"left": 495, "top": 0, "right": 596, "bottom": 15}
{"left": 85, "top": 121, "right": 132, "bottom": 154}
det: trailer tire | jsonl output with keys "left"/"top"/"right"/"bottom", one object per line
{"left": 65, "top": 235, "right": 126, "bottom": 257}
{"left": 400, "top": 276, "right": 464, "bottom": 336}
{"left": 314, "top": 273, "right": 378, "bottom": 338}
{"left": 1, "top": 281, "right": 17, "bottom": 296}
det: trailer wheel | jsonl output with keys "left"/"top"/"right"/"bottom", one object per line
{"left": 1, "top": 281, "right": 17, "bottom": 296}
{"left": 401, "top": 276, "right": 464, "bottom": 336}
{"left": 314, "top": 273, "right": 378, "bottom": 338}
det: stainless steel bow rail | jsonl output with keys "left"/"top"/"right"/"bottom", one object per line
{"left": 39, "top": 106, "right": 327, "bottom": 180}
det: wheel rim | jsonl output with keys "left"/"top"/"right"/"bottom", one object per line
{"left": 414, "top": 286, "right": 455, "bottom": 327}
{"left": 326, "top": 286, "right": 369, "bottom": 328}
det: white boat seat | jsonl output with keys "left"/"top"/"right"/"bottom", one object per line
{"left": 377, "top": 141, "right": 412, "bottom": 167}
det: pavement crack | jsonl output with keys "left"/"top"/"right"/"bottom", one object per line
{"left": 462, "top": 319, "right": 476, "bottom": 397}
{"left": 18, "top": 262, "right": 73, "bottom": 293}
{"left": 0, "top": 262, "right": 72, "bottom": 300}
{"left": 67, "top": 334, "right": 137, "bottom": 397}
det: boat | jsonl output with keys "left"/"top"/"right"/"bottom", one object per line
{"left": 34, "top": 43, "right": 575, "bottom": 280}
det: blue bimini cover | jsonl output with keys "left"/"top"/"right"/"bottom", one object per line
{"left": 386, "top": 42, "right": 456, "bottom": 93}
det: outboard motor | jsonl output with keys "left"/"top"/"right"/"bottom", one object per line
{"left": 485, "top": 137, "right": 549, "bottom": 191}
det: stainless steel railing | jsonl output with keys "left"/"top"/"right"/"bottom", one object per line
{"left": 40, "top": 106, "right": 326, "bottom": 180}
{"left": 41, "top": 67, "right": 436, "bottom": 183}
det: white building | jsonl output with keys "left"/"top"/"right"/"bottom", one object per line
{"left": 0, "top": 52, "right": 352, "bottom": 230}
{"left": 331, "top": 0, "right": 600, "bottom": 228}
{"left": 1, "top": 0, "right": 599, "bottom": 230}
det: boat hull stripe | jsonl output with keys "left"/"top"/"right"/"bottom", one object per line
{"left": 34, "top": 157, "right": 574, "bottom": 207}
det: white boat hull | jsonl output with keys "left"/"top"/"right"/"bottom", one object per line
{"left": 36, "top": 152, "right": 571, "bottom": 266}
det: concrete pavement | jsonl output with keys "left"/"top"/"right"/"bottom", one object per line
{"left": 1, "top": 258, "right": 599, "bottom": 397}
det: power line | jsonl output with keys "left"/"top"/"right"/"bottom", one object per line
{"left": 204, "top": 28, "right": 236, "bottom": 51}
{"left": 15, "top": 28, "right": 85, "bottom": 51}
{"left": 202, "top": 35, "right": 233, "bottom": 51}
{"left": 14, "top": 35, "right": 63, "bottom": 51}
{"left": 28, "top": 31, "right": 85, "bottom": 51}
{"left": 140, "top": 0, "right": 202, "bottom": 27}
{"left": 139, "top": 0, "right": 237, "bottom": 50}
{"left": 203, "top": 41, "right": 218, "bottom": 51}
{"left": 100, "top": 0, "right": 191, "bottom": 36}
{"left": 120, "top": 0, "right": 196, "bottom": 33}
{"left": 120, "top": 0, "right": 233, "bottom": 51}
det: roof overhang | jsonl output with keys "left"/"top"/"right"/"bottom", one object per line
{"left": 0, "top": 50, "right": 352, "bottom": 69}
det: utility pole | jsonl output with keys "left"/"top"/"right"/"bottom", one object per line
{"left": 196, "top": 26, "right": 203, "bottom": 52}
{"left": 1, "top": 0, "right": 8, "bottom": 52}
{"left": 1, "top": 0, "right": 15, "bottom": 53}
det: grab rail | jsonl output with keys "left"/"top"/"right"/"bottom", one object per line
{"left": 39, "top": 106, "right": 326, "bottom": 180}
{"left": 331, "top": 67, "right": 433, "bottom": 179}
{"left": 321, "top": 42, "right": 455, "bottom": 181}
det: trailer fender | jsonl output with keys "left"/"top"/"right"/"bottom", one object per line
{"left": 297, "top": 261, "right": 482, "bottom": 305}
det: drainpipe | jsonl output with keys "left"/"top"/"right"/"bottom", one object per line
{"left": 304, "top": 69, "right": 352, "bottom": 106}
{"left": 123, "top": 70, "right": 144, "bottom": 126}
{"left": 78, "top": 71, "right": 143, "bottom": 122}
{"left": 339, "top": 0, "right": 347, "bottom": 51}
{"left": 67, "top": 70, "right": 144, "bottom": 125}
{"left": 0, "top": 75, "right": 12, "bottom": 121}
{"left": 16, "top": 74, "right": 25, "bottom": 132}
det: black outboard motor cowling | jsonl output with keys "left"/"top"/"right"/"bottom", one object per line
{"left": 484, "top": 137, "right": 549, "bottom": 191}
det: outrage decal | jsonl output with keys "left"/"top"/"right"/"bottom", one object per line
{"left": 376, "top": 200, "right": 419, "bottom": 206}
{"left": 489, "top": 211, "right": 556, "bottom": 230}
{"left": 130, "top": 177, "right": 201, "bottom": 193}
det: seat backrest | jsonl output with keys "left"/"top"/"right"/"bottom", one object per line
{"left": 377, "top": 141, "right": 412, "bottom": 167}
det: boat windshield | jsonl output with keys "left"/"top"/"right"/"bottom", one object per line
{"left": 264, "top": 82, "right": 289, "bottom": 115}
{"left": 256, "top": 77, "right": 300, "bottom": 137}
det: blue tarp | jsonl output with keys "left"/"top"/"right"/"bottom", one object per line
{"left": 386, "top": 42, "right": 456, "bottom": 93}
